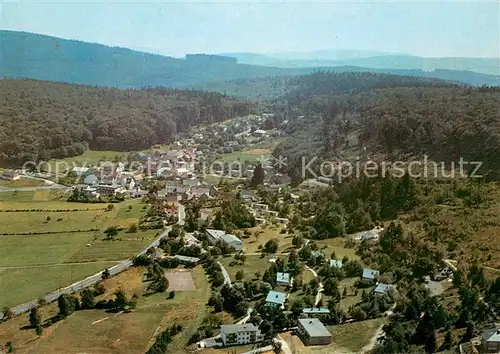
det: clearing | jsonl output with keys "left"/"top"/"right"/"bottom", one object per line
{"left": 218, "top": 254, "right": 280, "bottom": 282}
{"left": 241, "top": 226, "right": 293, "bottom": 254}
{"left": 314, "top": 238, "right": 360, "bottom": 261}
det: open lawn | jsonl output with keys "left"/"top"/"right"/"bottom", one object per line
{"left": 314, "top": 238, "right": 360, "bottom": 261}
{"left": 0, "top": 266, "right": 211, "bottom": 354}
{"left": 0, "top": 262, "right": 117, "bottom": 308}
{"left": 218, "top": 254, "right": 279, "bottom": 282}
{"left": 241, "top": 226, "right": 294, "bottom": 254}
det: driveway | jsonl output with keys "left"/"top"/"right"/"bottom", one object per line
{"left": 217, "top": 261, "right": 232, "bottom": 287}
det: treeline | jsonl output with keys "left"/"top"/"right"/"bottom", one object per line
{"left": 0, "top": 79, "right": 252, "bottom": 167}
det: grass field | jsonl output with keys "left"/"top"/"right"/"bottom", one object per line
{"left": 219, "top": 254, "right": 279, "bottom": 282}
{"left": 0, "top": 193, "right": 152, "bottom": 309}
{"left": 326, "top": 318, "right": 385, "bottom": 353}
{"left": 0, "top": 177, "right": 47, "bottom": 188}
{"left": 47, "top": 150, "right": 126, "bottom": 172}
{"left": 215, "top": 148, "right": 272, "bottom": 163}
{"left": 0, "top": 262, "right": 118, "bottom": 309}
{"left": 241, "top": 226, "right": 293, "bottom": 254}
{"left": 0, "top": 267, "right": 211, "bottom": 354}
{"left": 314, "top": 238, "right": 360, "bottom": 261}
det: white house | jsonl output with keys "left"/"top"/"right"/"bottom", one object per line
{"left": 220, "top": 324, "right": 263, "bottom": 347}
{"left": 276, "top": 272, "right": 291, "bottom": 286}
{"left": 205, "top": 229, "right": 243, "bottom": 251}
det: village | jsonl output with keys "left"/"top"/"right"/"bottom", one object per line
{"left": 1, "top": 113, "right": 499, "bottom": 354}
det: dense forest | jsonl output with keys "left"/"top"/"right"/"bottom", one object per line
{"left": 273, "top": 75, "right": 500, "bottom": 175}
{"left": 0, "top": 79, "right": 251, "bottom": 167}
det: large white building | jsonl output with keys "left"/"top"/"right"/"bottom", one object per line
{"left": 205, "top": 229, "right": 243, "bottom": 251}
{"left": 220, "top": 324, "right": 263, "bottom": 346}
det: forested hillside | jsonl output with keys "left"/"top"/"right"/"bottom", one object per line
{"left": 191, "top": 69, "right": 500, "bottom": 98}
{"left": 273, "top": 78, "right": 500, "bottom": 175}
{"left": 2, "top": 31, "right": 500, "bottom": 90}
{"left": 0, "top": 79, "right": 251, "bottom": 167}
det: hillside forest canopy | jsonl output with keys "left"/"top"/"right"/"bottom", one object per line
{"left": 0, "top": 79, "right": 251, "bottom": 167}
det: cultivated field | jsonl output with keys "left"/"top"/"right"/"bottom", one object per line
{"left": 0, "top": 266, "right": 211, "bottom": 354}
{"left": 0, "top": 193, "right": 152, "bottom": 308}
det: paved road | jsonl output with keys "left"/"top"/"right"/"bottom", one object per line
{"left": 217, "top": 261, "right": 232, "bottom": 288}
{"left": 0, "top": 226, "right": 172, "bottom": 320}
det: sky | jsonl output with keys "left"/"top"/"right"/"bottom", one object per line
{"left": 1, "top": 0, "right": 499, "bottom": 58}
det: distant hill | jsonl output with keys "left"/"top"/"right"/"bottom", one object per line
{"left": 0, "top": 30, "right": 313, "bottom": 88}
{"left": 2, "top": 30, "right": 500, "bottom": 89}
{"left": 191, "top": 67, "right": 499, "bottom": 99}
{"left": 221, "top": 52, "right": 500, "bottom": 76}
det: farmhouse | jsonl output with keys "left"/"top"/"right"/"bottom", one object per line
{"left": 483, "top": 327, "right": 500, "bottom": 353}
{"left": 297, "top": 318, "right": 332, "bottom": 346}
{"left": 265, "top": 290, "right": 287, "bottom": 308}
{"left": 220, "top": 324, "right": 263, "bottom": 346}
{"left": 276, "top": 272, "right": 291, "bottom": 286}
{"left": 205, "top": 229, "right": 243, "bottom": 251}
